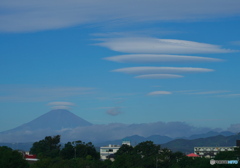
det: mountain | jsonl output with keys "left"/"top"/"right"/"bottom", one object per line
{"left": 2, "top": 109, "right": 92, "bottom": 133}
{"left": 187, "top": 131, "right": 235, "bottom": 140}
{"left": 1, "top": 111, "right": 236, "bottom": 144}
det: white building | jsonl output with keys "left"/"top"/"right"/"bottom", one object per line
{"left": 100, "top": 144, "right": 121, "bottom": 160}
{"left": 100, "top": 140, "right": 131, "bottom": 160}
{"left": 194, "top": 146, "right": 236, "bottom": 158}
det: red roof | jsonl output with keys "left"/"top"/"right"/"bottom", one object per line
{"left": 187, "top": 153, "right": 200, "bottom": 157}
{"left": 25, "top": 154, "right": 37, "bottom": 159}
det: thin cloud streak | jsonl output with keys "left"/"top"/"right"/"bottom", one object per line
{"left": 148, "top": 91, "right": 172, "bottom": 95}
{"left": 47, "top": 102, "right": 75, "bottom": 106}
{"left": 112, "top": 67, "right": 214, "bottom": 74}
{"left": 50, "top": 106, "right": 72, "bottom": 110}
{"left": 0, "top": 85, "right": 94, "bottom": 102}
{"left": 97, "top": 38, "right": 235, "bottom": 54}
{"left": 104, "top": 54, "right": 224, "bottom": 63}
{"left": 217, "top": 94, "right": 240, "bottom": 97}
{"left": 188, "top": 90, "right": 230, "bottom": 95}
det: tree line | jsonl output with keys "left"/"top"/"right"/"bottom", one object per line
{"left": 1, "top": 135, "right": 240, "bottom": 168}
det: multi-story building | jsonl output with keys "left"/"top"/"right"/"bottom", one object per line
{"left": 194, "top": 146, "right": 236, "bottom": 158}
{"left": 100, "top": 140, "right": 131, "bottom": 160}
{"left": 194, "top": 140, "right": 240, "bottom": 158}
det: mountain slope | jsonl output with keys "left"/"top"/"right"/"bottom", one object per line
{"left": 3, "top": 109, "right": 92, "bottom": 132}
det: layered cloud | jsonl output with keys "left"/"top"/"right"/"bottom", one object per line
{"left": 148, "top": 91, "right": 172, "bottom": 96}
{"left": 97, "top": 38, "right": 235, "bottom": 54}
{"left": 104, "top": 54, "right": 223, "bottom": 63}
{"left": 1, "top": 0, "right": 240, "bottom": 32}
{"left": 112, "top": 67, "right": 214, "bottom": 74}
{"left": 135, "top": 74, "right": 183, "bottom": 79}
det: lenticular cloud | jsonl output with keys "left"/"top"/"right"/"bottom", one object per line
{"left": 135, "top": 74, "right": 183, "bottom": 79}
{"left": 112, "top": 67, "right": 214, "bottom": 74}
{"left": 98, "top": 38, "right": 234, "bottom": 54}
{"left": 104, "top": 54, "right": 223, "bottom": 63}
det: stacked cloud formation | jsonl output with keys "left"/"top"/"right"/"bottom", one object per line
{"left": 97, "top": 37, "right": 234, "bottom": 95}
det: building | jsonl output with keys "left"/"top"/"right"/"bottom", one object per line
{"left": 100, "top": 140, "right": 131, "bottom": 160}
{"left": 100, "top": 144, "right": 121, "bottom": 160}
{"left": 194, "top": 140, "right": 240, "bottom": 158}
{"left": 194, "top": 146, "right": 235, "bottom": 158}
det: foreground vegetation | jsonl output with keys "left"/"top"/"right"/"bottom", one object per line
{"left": 1, "top": 135, "right": 240, "bottom": 168}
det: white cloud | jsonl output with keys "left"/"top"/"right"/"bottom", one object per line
{"left": 112, "top": 67, "right": 214, "bottom": 74}
{"left": 97, "top": 38, "right": 235, "bottom": 54}
{"left": 135, "top": 74, "right": 183, "bottom": 79}
{"left": 0, "top": 85, "right": 94, "bottom": 102}
{"left": 148, "top": 91, "right": 172, "bottom": 95}
{"left": 104, "top": 54, "right": 223, "bottom": 63}
{"left": 106, "top": 107, "right": 122, "bottom": 116}
{"left": 1, "top": 0, "right": 240, "bottom": 32}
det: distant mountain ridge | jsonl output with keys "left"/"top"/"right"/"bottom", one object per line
{"left": 187, "top": 131, "right": 235, "bottom": 140}
{"left": 95, "top": 134, "right": 173, "bottom": 147}
{"left": 0, "top": 109, "right": 237, "bottom": 144}
{"left": 2, "top": 133, "right": 239, "bottom": 153}
{"left": 2, "top": 109, "right": 92, "bottom": 133}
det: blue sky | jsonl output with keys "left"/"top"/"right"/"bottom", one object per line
{"left": 0, "top": 0, "right": 240, "bottom": 132}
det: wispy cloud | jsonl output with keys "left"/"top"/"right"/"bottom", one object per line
{"left": 217, "top": 93, "right": 240, "bottom": 97}
{"left": 92, "top": 29, "right": 180, "bottom": 38}
{"left": 188, "top": 90, "right": 230, "bottom": 95}
{"left": 97, "top": 38, "right": 235, "bottom": 54}
{"left": 0, "top": 85, "right": 94, "bottom": 102}
{"left": 135, "top": 74, "right": 183, "bottom": 79}
{"left": 148, "top": 91, "right": 172, "bottom": 96}
{"left": 104, "top": 54, "right": 224, "bottom": 63}
{"left": 230, "top": 41, "right": 240, "bottom": 46}
{"left": 1, "top": 0, "right": 240, "bottom": 32}
{"left": 112, "top": 67, "right": 214, "bottom": 74}
{"left": 227, "top": 124, "right": 240, "bottom": 133}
